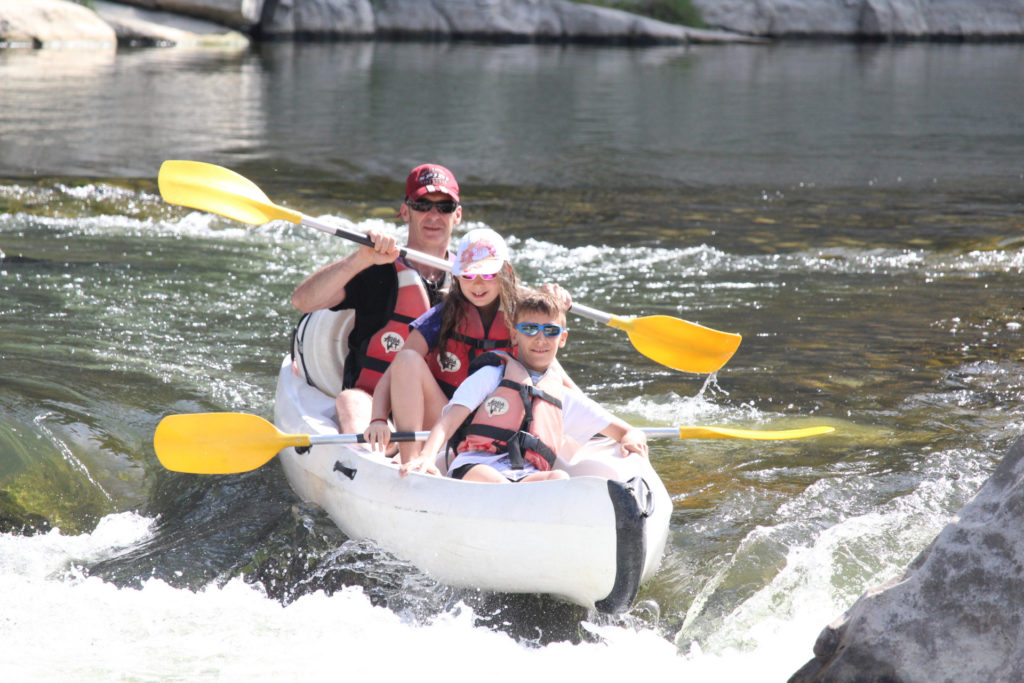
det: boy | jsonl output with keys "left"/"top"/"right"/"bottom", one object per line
{"left": 401, "top": 289, "right": 648, "bottom": 482}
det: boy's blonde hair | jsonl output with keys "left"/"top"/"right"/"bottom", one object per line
{"left": 514, "top": 289, "right": 567, "bottom": 325}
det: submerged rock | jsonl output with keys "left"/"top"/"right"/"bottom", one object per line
{"left": 790, "top": 435, "right": 1024, "bottom": 682}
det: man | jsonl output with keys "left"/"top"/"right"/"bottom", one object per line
{"left": 291, "top": 164, "right": 462, "bottom": 433}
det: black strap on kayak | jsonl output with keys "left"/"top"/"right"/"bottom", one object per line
{"left": 290, "top": 312, "right": 315, "bottom": 388}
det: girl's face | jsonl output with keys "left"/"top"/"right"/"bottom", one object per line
{"left": 458, "top": 272, "right": 502, "bottom": 309}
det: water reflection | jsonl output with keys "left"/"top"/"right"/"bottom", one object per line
{"left": 3, "top": 43, "right": 1023, "bottom": 188}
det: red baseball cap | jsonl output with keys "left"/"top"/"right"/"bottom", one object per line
{"left": 405, "top": 164, "right": 460, "bottom": 202}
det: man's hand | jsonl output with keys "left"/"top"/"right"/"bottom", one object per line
{"left": 362, "top": 228, "right": 400, "bottom": 265}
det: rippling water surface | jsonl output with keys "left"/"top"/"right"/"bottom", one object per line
{"left": 1, "top": 41, "right": 1023, "bottom": 679}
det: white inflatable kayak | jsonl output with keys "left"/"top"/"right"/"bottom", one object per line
{"left": 274, "top": 310, "right": 672, "bottom": 613}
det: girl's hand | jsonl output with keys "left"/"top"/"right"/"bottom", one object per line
{"left": 363, "top": 419, "right": 392, "bottom": 453}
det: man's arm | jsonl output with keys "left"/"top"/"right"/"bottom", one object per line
{"left": 291, "top": 229, "right": 399, "bottom": 313}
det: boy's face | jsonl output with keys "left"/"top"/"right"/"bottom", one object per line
{"left": 512, "top": 309, "right": 567, "bottom": 372}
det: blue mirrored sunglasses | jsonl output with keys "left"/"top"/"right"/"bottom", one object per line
{"left": 514, "top": 322, "right": 565, "bottom": 337}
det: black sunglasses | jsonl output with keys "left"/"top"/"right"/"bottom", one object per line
{"left": 405, "top": 198, "right": 459, "bottom": 214}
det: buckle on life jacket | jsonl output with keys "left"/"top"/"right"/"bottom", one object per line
{"left": 505, "top": 431, "right": 557, "bottom": 471}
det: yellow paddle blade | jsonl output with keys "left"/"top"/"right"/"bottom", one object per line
{"left": 154, "top": 413, "right": 309, "bottom": 474}
{"left": 158, "top": 160, "right": 303, "bottom": 226}
{"left": 607, "top": 314, "right": 742, "bottom": 374}
{"left": 676, "top": 425, "right": 835, "bottom": 440}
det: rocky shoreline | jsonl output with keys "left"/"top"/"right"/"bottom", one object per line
{"left": 5, "top": 0, "right": 1024, "bottom": 50}
{"left": 0, "top": 0, "right": 752, "bottom": 49}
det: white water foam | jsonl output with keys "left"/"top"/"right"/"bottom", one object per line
{"left": 0, "top": 489, "right": 960, "bottom": 683}
{"left": 1, "top": 513, "right": 692, "bottom": 681}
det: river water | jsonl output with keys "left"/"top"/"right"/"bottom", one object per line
{"left": 1, "top": 41, "right": 1023, "bottom": 679}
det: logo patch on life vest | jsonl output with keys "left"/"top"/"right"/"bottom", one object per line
{"left": 381, "top": 332, "right": 405, "bottom": 354}
{"left": 438, "top": 351, "right": 461, "bottom": 373}
{"left": 484, "top": 396, "right": 510, "bottom": 417}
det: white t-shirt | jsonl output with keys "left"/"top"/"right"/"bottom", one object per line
{"left": 445, "top": 364, "right": 614, "bottom": 480}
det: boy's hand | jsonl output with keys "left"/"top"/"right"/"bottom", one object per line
{"left": 399, "top": 454, "right": 441, "bottom": 478}
{"left": 620, "top": 428, "right": 649, "bottom": 459}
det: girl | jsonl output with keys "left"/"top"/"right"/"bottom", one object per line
{"left": 364, "top": 228, "right": 519, "bottom": 465}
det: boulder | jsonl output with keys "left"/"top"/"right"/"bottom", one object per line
{"left": 259, "top": 0, "right": 375, "bottom": 38}
{"left": 92, "top": 0, "right": 249, "bottom": 46}
{"left": 691, "top": 0, "right": 1024, "bottom": 38}
{"left": 373, "top": 0, "right": 708, "bottom": 43}
{"left": 134, "top": 0, "right": 262, "bottom": 30}
{"left": 104, "top": 0, "right": 756, "bottom": 43}
{"left": 0, "top": 0, "right": 116, "bottom": 48}
{"left": 790, "top": 434, "right": 1024, "bottom": 682}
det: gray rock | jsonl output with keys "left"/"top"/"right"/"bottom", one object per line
{"left": 691, "top": 0, "right": 1024, "bottom": 38}
{"left": 372, "top": 0, "right": 710, "bottom": 43}
{"left": 92, "top": 0, "right": 249, "bottom": 46}
{"left": 790, "top": 434, "right": 1024, "bottom": 682}
{"left": 259, "top": 0, "right": 375, "bottom": 38}
{"left": 141, "top": 0, "right": 262, "bottom": 29}
{"left": 105, "top": 0, "right": 756, "bottom": 43}
{"left": 0, "top": 0, "right": 117, "bottom": 48}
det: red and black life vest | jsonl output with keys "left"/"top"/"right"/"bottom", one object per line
{"left": 426, "top": 305, "right": 512, "bottom": 398}
{"left": 353, "top": 260, "right": 430, "bottom": 394}
{"left": 456, "top": 353, "right": 564, "bottom": 471}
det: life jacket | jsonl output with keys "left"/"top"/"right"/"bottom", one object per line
{"left": 426, "top": 304, "right": 512, "bottom": 398}
{"left": 456, "top": 352, "right": 564, "bottom": 471}
{"left": 353, "top": 259, "right": 431, "bottom": 394}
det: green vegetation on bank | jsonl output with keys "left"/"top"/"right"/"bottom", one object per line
{"left": 579, "top": 0, "right": 704, "bottom": 28}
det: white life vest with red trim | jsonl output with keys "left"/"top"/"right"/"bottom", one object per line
{"left": 426, "top": 304, "right": 512, "bottom": 398}
{"left": 353, "top": 260, "right": 430, "bottom": 394}
{"left": 456, "top": 353, "right": 564, "bottom": 471}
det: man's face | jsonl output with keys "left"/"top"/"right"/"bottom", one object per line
{"left": 400, "top": 191, "right": 461, "bottom": 252}
{"left": 512, "top": 310, "right": 567, "bottom": 373}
